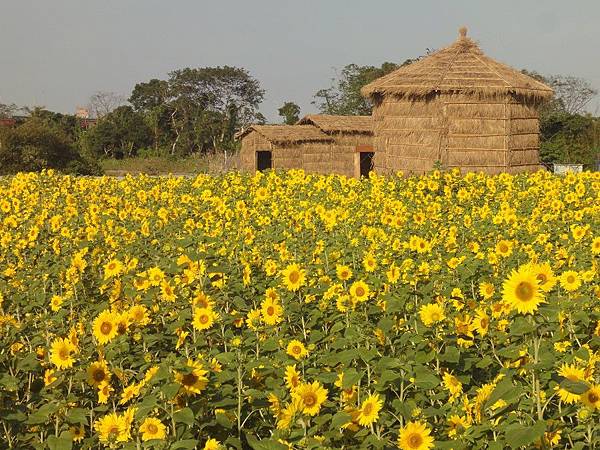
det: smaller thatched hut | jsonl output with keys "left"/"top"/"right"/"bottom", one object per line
{"left": 238, "top": 125, "right": 333, "bottom": 172}
{"left": 297, "top": 115, "right": 374, "bottom": 177}
{"left": 361, "top": 27, "right": 553, "bottom": 175}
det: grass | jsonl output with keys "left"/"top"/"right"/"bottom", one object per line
{"left": 99, "top": 152, "right": 241, "bottom": 176}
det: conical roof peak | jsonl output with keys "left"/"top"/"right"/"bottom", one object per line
{"left": 361, "top": 28, "right": 553, "bottom": 101}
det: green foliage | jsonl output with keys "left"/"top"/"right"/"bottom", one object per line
{"left": 0, "top": 118, "right": 101, "bottom": 175}
{"left": 312, "top": 62, "right": 403, "bottom": 115}
{"left": 278, "top": 101, "right": 301, "bottom": 125}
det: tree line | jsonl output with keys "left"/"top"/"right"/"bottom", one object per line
{"left": 0, "top": 61, "right": 598, "bottom": 175}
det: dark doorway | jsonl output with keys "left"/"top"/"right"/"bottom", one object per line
{"left": 359, "top": 152, "right": 374, "bottom": 177}
{"left": 256, "top": 151, "right": 272, "bottom": 171}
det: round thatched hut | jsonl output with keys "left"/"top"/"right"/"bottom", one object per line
{"left": 361, "top": 27, "right": 554, "bottom": 175}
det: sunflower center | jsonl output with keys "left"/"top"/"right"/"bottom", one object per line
{"left": 499, "top": 244, "right": 508, "bottom": 253}
{"left": 199, "top": 314, "right": 209, "bottom": 324}
{"left": 100, "top": 322, "right": 112, "bottom": 335}
{"left": 292, "top": 345, "right": 301, "bottom": 355}
{"left": 109, "top": 425, "right": 119, "bottom": 435}
{"left": 536, "top": 273, "right": 547, "bottom": 283}
{"left": 266, "top": 306, "right": 275, "bottom": 316}
{"left": 289, "top": 271, "right": 300, "bottom": 284}
{"left": 408, "top": 433, "right": 423, "bottom": 447}
{"left": 363, "top": 402, "right": 373, "bottom": 415}
{"left": 431, "top": 312, "right": 440, "bottom": 321}
{"left": 93, "top": 369, "right": 106, "bottom": 382}
{"left": 304, "top": 393, "right": 317, "bottom": 406}
{"left": 480, "top": 318, "right": 489, "bottom": 328}
{"left": 58, "top": 348, "right": 70, "bottom": 359}
{"left": 515, "top": 282, "right": 534, "bottom": 302}
{"left": 588, "top": 392, "right": 599, "bottom": 403}
{"left": 355, "top": 287, "right": 365, "bottom": 297}
{"left": 147, "top": 423, "right": 158, "bottom": 434}
{"left": 567, "top": 275, "right": 575, "bottom": 284}
{"left": 108, "top": 263, "right": 116, "bottom": 270}
{"left": 182, "top": 373, "right": 198, "bottom": 386}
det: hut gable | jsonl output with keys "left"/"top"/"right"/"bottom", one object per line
{"left": 361, "top": 27, "right": 553, "bottom": 102}
{"left": 297, "top": 115, "right": 373, "bottom": 134}
{"left": 237, "top": 125, "right": 332, "bottom": 144}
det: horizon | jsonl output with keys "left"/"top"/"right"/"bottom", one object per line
{"left": 1, "top": 0, "right": 599, "bottom": 121}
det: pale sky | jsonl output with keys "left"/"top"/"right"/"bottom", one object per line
{"left": 1, "top": 0, "right": 599, "bottom": 121}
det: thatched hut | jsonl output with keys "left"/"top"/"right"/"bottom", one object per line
{"left": 297, "top": 115, "right": 374, "bottom": 177}
{"left": 238, "top": 125, "right": 333, "bottom": 173}
{"left": 361, "top": 27, "right": 553, "bottom": 175}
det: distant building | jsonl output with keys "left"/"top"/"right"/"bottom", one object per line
{"left": 75, "top": 107, "right": 90, "bottom": 119}
{"left": 553, "top": 164, "right": 584, "bottom": 175}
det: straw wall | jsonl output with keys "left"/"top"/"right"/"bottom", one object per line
{"left": 372, "top": 93, "right": 543, "bottom": 175}
{"left": 372, "top": 97, "right": 442, "bottom": 175}
{"left": 239, "top": 131, "right": 272, "bottom": 172}
{"left": 330, "top": 133, "right": 373, "bottom": 178}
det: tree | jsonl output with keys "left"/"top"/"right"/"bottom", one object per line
{"left": 0, "top": 118, "right": 101, "bottom": 175}
{"left": 278, "top": 101, "right": 301, "bottom": 124}
{"left": 313, "top": 60, "right": 421, "bottom": 115}
{"left": 88, "top": 91, "right": 126, "bottom": 119}
{"left": 80, "top": 106, "right": 152, "bottom": 159}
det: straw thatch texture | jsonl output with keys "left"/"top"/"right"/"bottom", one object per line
{"left": 365, "top": 28, "right": 551, "bottom": 175}
{"left": 238, "top": 125, "right": 334, "bottom": 172}
{"left": 297, "top": 115, "right": 373, "bottom": 134}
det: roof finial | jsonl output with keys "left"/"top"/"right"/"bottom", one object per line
{"left": 458, "top": 26, "right": 468, "bottom": 38}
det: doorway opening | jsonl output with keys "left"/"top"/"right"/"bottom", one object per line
{"left": 359, "top": 152, "right": 374, "bottom": 177}
{"left": 256, "top": 151, "right": 272, "bottom": 171}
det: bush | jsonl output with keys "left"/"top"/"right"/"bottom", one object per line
{"left": 0, "top": 118, "right": 102, "bottom": 175}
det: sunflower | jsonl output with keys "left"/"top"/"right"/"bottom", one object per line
{"left": 119, "top": 383, "right": 142, "bottom": 405}
{"left": 277, "top": 398, "right": 302, "bottom": 430}
{"left": 192, "top": 291, "right": 213, "bottom": 309}
{"left": 139, "top": 417, "right": 167, "bottom": 441}
{"left": 419, "top": 303, "right": 445, "bottom": 326}
{"left": 193, "top": 307, "right": 218, "bottom": 330}
{"left": 502, "top": 266, "right": 544, "bottom": 314}
{"left": 104, "top": 259, "right": 124, "bottom": 280}
{"left": 529, "top": 262, "right": 556, "bottom": 292}
{"left": 44, "top": 369, "right": 57, "bottom": 386}
{"left": 557, "top": 363, "right": 586, "bottom": 404}
{"left": 479, "top": 282, "right": 495, "bottom": 299}
{"left": 473, "top": 309, "right": 489, "bottom": 336}
{"left": 94, "top": 412, "right": 128, "bottom": 443}
{"left": 97, "top": 380, "right": 114, "bottom": 404}
{"left": 559, "top": 270, "right": 581, "bottom": 292}
{"left": 447, "top": 415, "right": 470, "bottom": 438}
{"left": 50, "top": 295, "right": 64, "bottom": 312}
{"left": 175, "top": 359, "right": 209, "bottom": 396}
{"left": 203, "top": 438, "right": 222, "bottom": 450}
{"left": 495, "top": 240, "right": 513, "bottom": 257}
{"left": 357, "top": 393, "right": 383, "bottom": 426}
{"left": 285, "top": 365, "right": 301, "bottom": 390}
{"left": 349, "top": 280, "right": 370, "bottom": 302}
{"left": 286, "top": 340, "right": 308, "bottom": 360}
{"left": 292, "top": 381, "right": 328, "bottom": 416}
{"left": 581, "top": 385, "right": 600, "bottom": 409}
{"left": 398, "top": 421, "right": 434, "bottom": 450}
{"left": 70, "top": 425, "right": 85, "bottom": 442}
{"left": 592, "top": 237, "right": 600, "bottom": 255}
{"left": 128, "top": 304, "right": 150, "bottom": 326}
{"left": 363, "top": 254, "right": 377, "bottom": 272}
{"left": 261, "top": 297, "right": 283, "bottom": 326}
{"left": 160, "top": 280, "right": 177, "bottom": 302}
{"left": 336, "top": 264, "right": 353, "bottom": 281}
{"left": 87, "top": 360, "right": 111, "bottom": 387}
{"left": 49, "top": 337, "right": 76, "bottom": 369}
{"left": 92, "top": 310, "right": 119, "bottom": 345}
{"left": 147, "top": 267, "right": 165, "bottom": 286}
{"left": 281, "top": 264, "right": 306, "bottom": 291}
{"left": 442, "top": 372, "right": 463, "bottom": 402}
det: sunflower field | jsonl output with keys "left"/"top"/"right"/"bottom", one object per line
{"left": 1, "top": 169, "right": 599, "bottom": 450}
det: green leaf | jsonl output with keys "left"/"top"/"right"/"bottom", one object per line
{"left": 17, "top": 352, "right": 41, "bottom": 372}
{"left": 46, "top": 432, "right": 73, "bottom": 450}
{"left": 27, "top": 403, "right": 59, "bottom": 424}
{"left": 560, "top": 379, "right": 590, "bottom": 395}
{"left": 510, "top": 317, "right": 536, "bottom": 336}
{"left": 161, "top": 382, "right": 180, "bottom": 400}
{"left": 342, "top": 368, "right": 362, "bottom": 389}
{"left": 379, "top": 369, "right": 400, "bottom": 387}
{"left": 440, "top": 346, "right": 460, "bottom": 363}
{"left": 245, "top": 435, "right": 289, "bottom": 450}
{"left": 485, "top": 376, "right": 514, "bottom": 408}
{"left": 173, "top": 407, "right": 195, "bottom": 426}
{"left": 505, "top": 420, "right": 546, "bottom": 449}
{"left": 169, "top": 439, "right": 199, "bottom": 449}
{"left": 330, "top": 411, "right": 352, "bottom": 429}
{"left": 413, "top": 366, "right": 440, "bottom": 390}
{"left": 65, "top": 408, "right": 88, "bottom": 425}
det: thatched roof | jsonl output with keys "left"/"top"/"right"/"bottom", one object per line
{"left": 361, "top": 27, "right": 553, "bottom": 102}
{"left": 237, "top": 125, "right": 333, "bottom": 143}
{"left": 297, "top": 115, "right": 373, "bottom": 134}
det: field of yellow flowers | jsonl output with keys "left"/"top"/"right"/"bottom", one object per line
{"left": 1, "top": 169, "right": 599, "bottom": 450}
